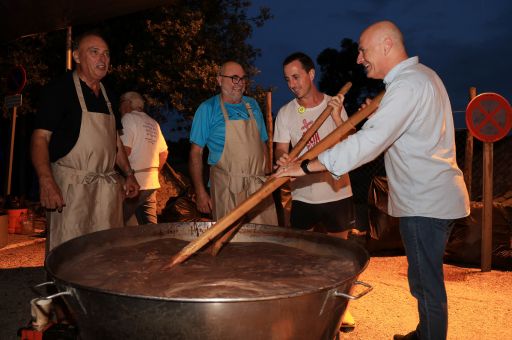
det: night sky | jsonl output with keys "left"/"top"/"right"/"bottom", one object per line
{"left": 247, "top": 0, "right": 512, "bottom": 127}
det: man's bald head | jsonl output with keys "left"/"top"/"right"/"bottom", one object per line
{"left": 362, "top": 21, "right": 404, "bottom": 49}
{"left": 218, "top": 61, "right": 244, "bottom": 76}
{"left": 217, "top": 61, "right": 247, "bottom": 104}
{"left": 357, "top": 21, "right": 408, "bottom": 79}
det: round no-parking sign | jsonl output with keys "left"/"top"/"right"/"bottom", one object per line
{"left": 466, "top": 93, "right": 512, "bottom": 143}
{"left": 7, "top": 65, "right": 26, "bottom": 94}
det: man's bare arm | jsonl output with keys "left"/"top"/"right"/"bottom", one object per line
{"left": 274, "top": 142, "right": 291, "bottom": 168}
{"left": 31, "top": 129, "right": 65, "bottom": 210}
{"left": 123, "top": 146, "right": 132, "bottom": 157}
{"left": 158, "top": 150, "right": 169, "bottom": 172}
{"left": 189, "top": 143, "right": 211, "bottom": 214}
{"left": 116, "top": 132, "right": 140, "bottom": 198}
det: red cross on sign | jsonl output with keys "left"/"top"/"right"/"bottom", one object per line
{"left": 466, "top": 92, "right": 512, "bottom": 143}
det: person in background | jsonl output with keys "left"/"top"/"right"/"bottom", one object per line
{"left": 189, "top": 61, "right": 277, "bottom": 225}
{"left": 273, "top": 52, "right": 357, "bottom": 332}
{"left": 274, "top": 21, "right": 470, "bottom": 340}
{"left": 119, "top": 91, "right": 168, "bottom": 225}
{"left": 31, "top": 31, "right": 139, "bottom": 252}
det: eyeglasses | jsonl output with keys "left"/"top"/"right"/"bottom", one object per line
{"left": 220, "top": 74, "right": 249, "bottom": 84}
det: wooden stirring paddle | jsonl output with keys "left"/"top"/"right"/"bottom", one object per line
{"left": 166, "top": 90, "right": 385, "bottom": 269}
{"left": 208, "top": 82, "right": 352, "bottom": 256}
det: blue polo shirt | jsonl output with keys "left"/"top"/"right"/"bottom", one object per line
{"left": 189, "top": 95, "right": 269, "bottom": 165}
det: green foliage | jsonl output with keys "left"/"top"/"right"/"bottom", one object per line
{"left": 0, "top": 0, "right": 272, "bottom": 121}
{"left": 317, "top": 38, "right": 384, "bottom": 115}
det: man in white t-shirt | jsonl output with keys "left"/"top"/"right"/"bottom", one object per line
{"left": 274, "top": 52, "right": 356, "bottom": 238}
{"left": 274, "top": 52, "right": 356, "bottom": 332}
{"left": 119, "top": 91, "right": 168, "bottom": 225}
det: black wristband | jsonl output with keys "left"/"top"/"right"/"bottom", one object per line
{"left": 300, "top": 159, "right": 312, "bottom": 174}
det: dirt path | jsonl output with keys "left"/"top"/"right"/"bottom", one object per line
{"left": 1, "top": 240, "right": 511, "bottom": 340}
{"left": 343, "top": 256, "right": 512, "bottom": 339}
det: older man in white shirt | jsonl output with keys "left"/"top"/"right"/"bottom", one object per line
{"left": 120, "top": 91, "right": 168, "bottom": 225}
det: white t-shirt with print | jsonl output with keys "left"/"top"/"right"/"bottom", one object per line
{"left": 120, "top": 111, "right": 168, "bottom": 190}
{"left": 274, "top": 94, "right": 352, "bottom": 203}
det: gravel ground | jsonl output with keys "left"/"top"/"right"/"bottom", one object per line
{"left": 1, "top": 234, "right": 510, "bottom": 340}
{"left": 343, "top": 256, "right": 512, "bottom": 340}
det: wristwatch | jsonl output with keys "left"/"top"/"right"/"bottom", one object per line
{"left": 300, "top": 159, "right": 312, "bottom": 174}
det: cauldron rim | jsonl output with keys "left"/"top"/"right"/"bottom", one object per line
{"left": 45, "top": 222, "right": 370, "bottom": 302}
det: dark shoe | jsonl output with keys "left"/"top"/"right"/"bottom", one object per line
{"left": 339, "top": 321, "right": 355, "bottom": 333}
{"left": 393, "top": 330, "right": 418, "bottom": 340}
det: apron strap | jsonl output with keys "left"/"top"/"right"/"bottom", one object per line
{"left": 72, "top": 71, "right": 113, "bottom": 116}
{"left": 134, "top": 167, "right": 159, "bottom": 173}
{"left": 211, "top": 165, "right": 266, "bottom": 181}
{"left": 219, "top": 96, "right": 254, "bottom": 121}
{"left": 99, "top": 82, "right": 114, "bottom": 116}
{"left": 83, "top": 171, "right": 118, "bottom": 184}
{"left": 72, "top": 71, "right": 88, "bottom": 112}
{"left": 53, "top": 163, "right": 119, "bottom": 184}
{"left": 244, "top": 101, "right": 255, "bottom": 119}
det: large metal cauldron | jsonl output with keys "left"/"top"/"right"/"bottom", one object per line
{"left": 44, "top": 222, "right": 371, "bottom": 340}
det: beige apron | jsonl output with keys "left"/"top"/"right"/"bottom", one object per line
{"left": 210, "top": 97, "right": 277, "bottom": 225}
{"left": 47, "top": 72, "right": 124, "bottom": 251}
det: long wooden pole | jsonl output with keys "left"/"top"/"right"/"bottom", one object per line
{"left": 167, "top": 90, "right": 384, "bottom": 268}
{"left": 209, "top": 83, "right": 352, "bottom": 255}
{"left": 6, "top": 106, "right": 17, "bottom": 195}
{"left": 287, "top": 82, "right": 352, "bottom": 160}
{"left": 265, "top": 91, "right": 273, "bottom": 175}
{"left": 209, "top": 218, "right": 245, "bottom": 256}
{"left": 66, "top": 26, "right": 72, "bottom": 71}
{"left": 481, "top": 141, "right": 493, "bottom": 272}
{"left": 464, "top": 87, "right": 476, "bottom": 200}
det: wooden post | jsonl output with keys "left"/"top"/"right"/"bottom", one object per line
{"left": 265, "top": 91, "right": 273, "bottom": 174}
{"left": 464, "top": 87, "right": 476, "bottom": 200}
{"left": 66, "top": 26, "right": 72, "bottom": 71}
{"left": 6, "top": 106, "right": 17, "bottom": 195}
{"left": 481, "top": 142, "right": 493, "bottom": 272}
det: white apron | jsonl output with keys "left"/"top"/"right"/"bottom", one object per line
{"left": 47, "top": 72, "right": 124, "bottom": 251}
{"left": 210, "top": 97, "right": 277, "bottom": 225}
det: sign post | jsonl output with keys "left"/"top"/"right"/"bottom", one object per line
{"left": 5, "top": 95, "right": 22, "bottom": 196}
{"left": 265, "top": 91, "right": 273, "bottom": 175}
{"left": 463, "top": 87, "right": 477, "bottom": 200}
{"left": 4, "top": 65, "right": 27, "bottom": 196}
{"left": 466, "top": 92, "right": 512, "bottom": 272}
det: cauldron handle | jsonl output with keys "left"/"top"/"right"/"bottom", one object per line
{"left": 334, "top": 281, "right": 373, "bottom": 300}
{"left": 32, "top": 281, "right": 74, "bottom": 299}
{"left": 33, "top": 281, "right": 88, "bottom": 315}
{"left": 31, "top": 281, "right": 56, "bottom": 296}
{"left": 41, "top": 291, "right": 73, "bottom": 299}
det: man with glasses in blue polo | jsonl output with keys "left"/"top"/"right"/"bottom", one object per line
{"left": 189, "top": 61, "right": 277, "bottom": 225}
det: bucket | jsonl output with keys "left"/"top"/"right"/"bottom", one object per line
{"left": 7, "top": 208, "right": 28, "bottom": 234}
{"left": 0, "top": 214, "right": 7, "bottom": 248}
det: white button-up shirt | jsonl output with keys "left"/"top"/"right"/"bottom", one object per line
{"left": 318, "top": 57, "right": 470, "bottom": 219}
